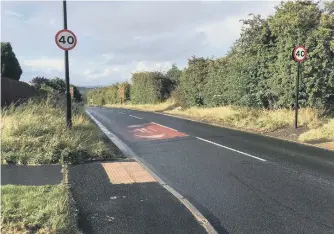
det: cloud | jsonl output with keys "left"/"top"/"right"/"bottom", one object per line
{"left": 49, "top": 18, "right": 56, "bottom": 25}
{"left": 196, "top": 16, "right": 243, "bottom": 48}
{"left": 82, "top": 66, "right": 121, "bottom": 79}
{"left": 4, "top": 10, "right": 22, "bottom": 18}
{"left": 131, "top": 61, "right": 172, "bottom": 73}
{"left": 22, "top": 58, "right": 64, "bottom": 72}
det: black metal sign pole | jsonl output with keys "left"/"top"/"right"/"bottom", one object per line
{"left": 294, "top": 62, "right": 300, "bottom": 129}
{"left": 63, "top": 0, "right": 72, "bottom": 128}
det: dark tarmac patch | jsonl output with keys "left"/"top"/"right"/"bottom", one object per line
{"left": 1, "top": 165, "right": 62, "bottom": 185}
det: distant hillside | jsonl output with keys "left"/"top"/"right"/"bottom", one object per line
{"left": 77, "top": 86, "right": 100, "bottom": 95}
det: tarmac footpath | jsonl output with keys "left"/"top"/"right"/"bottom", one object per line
{"left": 69, "top": 159, "right": 207, "bottom": 234}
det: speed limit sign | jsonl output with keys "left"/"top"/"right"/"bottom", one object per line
{"left": 293, "top": 46, "right": 307, "bottom": 63}
{"left": 55, "top": 29, "right": 77, "bottom": 50}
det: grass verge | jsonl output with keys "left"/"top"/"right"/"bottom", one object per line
{"left": 299, "top": 119, "right": 334, "bottom": 143}
{"left": 1, "top": 184, "right": 80, "bottom": 234}
{"left": 105, "top": 99, "right": 176, "bottom": 112}
{"left": 1, "top": 97, "right": 114, "bottom": 164}
{"left": 166, "top": 106, "right": 322, "bottom": 132}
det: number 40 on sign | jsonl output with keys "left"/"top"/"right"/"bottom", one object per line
{"left": 55, "top": 29, "right": 77, "bottom": 51}
{"left": 293, "top": 46, "right": 307, "bottom": 63}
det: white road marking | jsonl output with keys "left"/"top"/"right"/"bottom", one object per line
{"left": 141, "top": 128, "right": 150, "bottom": 133}
{"left": 134, "top": 133, "right": 166, "bottom": 139}
{"left": 196, "top": 137, "right": 266, "bottom": 162}
{"left": 129, "top": 114, "right": 143, "bottom": 120}
{"left": 151, "top": 122, "right": 178, "bottom": 132}
{"left": 128, "top": 124, "right": 147, "bottom": 128}
{"left": 117, "top": 111, "right": 125, "bottom": 114}
{"left": 133, "top": 128, "right": 146, "bottom": 133}
{"left": 149, "top": 127, "right": 158, "bottom": 132}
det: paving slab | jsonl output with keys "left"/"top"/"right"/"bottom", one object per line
{"left": 1, "top": 165, "right": 62, "bottom": 185}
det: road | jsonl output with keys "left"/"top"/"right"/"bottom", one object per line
{"left": 86, "top": 106, "right": 334, "bottom": 234}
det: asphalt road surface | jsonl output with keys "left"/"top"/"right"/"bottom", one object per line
{"left": 87, "top": 106, "right": 334, "bottom": 234}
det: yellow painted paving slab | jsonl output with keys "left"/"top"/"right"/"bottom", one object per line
{"left": 102, "top": 162, "right": 156, "bottom": 184}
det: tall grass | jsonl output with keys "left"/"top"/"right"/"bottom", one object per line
{"left": 1, "top": 97, "right": 112, "bottom": 164}
{"left": 166, "top": 106, "right": 321, "bottom": 132}
{"left": 105, "top": 98, "right": 176, "bottom": 112}
{"left": 1, "top": 184, "right": 80, "bottom": 234}
{"left": 299, "top": 119, "right": 334, "bottom": 142}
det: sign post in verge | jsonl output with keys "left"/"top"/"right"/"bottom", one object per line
{"left": 120, "top": 87, "right": 124, "bottom": 105}
{"left": 55, "top": 0, "right": 77, "bottom": 129}
{"left": 292, "top": 46, "right": 307, "bottom": 129}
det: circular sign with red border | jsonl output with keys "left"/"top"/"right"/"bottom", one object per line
{"left": 55, "top": 29, "right": 77, "bottom": 51}
{"left": 293, "top": 46, "right": 307, "bottom": 63}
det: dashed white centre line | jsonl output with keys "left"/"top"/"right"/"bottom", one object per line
{"left": 129, "top": 115, "right": 143, "bottom": 120}
{"left": 117, "top": 111, "right": 125, "bottom": 114}
{"left": 196, "top": 137, "right": 267, "bottom": 162}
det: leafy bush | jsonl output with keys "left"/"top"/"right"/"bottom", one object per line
{"left": 31, "top": 76, "right": 83, "bottom": 103}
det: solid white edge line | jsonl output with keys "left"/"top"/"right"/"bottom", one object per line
{"left": 151, "top": 122, "right": 178, "bottom": 132}
{"left": 129, "top": 114, "right": 143, "bottom": 120}
{"left": 196, "top": 137, "right": 266, "bottom": 162}
{"left": 85, "top": 110, "right": 218, "bottom": 234}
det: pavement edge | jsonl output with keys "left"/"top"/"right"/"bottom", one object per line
{"left": 85, "top": 109, "right": 218, "bottom": 234}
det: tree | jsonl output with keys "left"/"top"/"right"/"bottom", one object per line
{"left": 303, "top": 4, "right": 334, "bottom": 112}
{"left": 130, "top": 71, "right": 167, "bottom": 104}
{"left": 166, "top": 64, "right": 182, "bottom": 85}
{"left": 230, "top": 14, "right": 276, "bottom": 108}
{"left": 267, "top": 1, "right": 321, "bottom": 108}
{"left": 49, "top": 77, "right": 66, "bottom": 93}
{"left": 324, "top": 1, "right": 334, "bottom": 14}
{"left": 31, "top": 76, "right": 50, "bottom": 89}
{"left": 1, "top": 42, "right": 22, "bottom": 80}
{"left": 179, "top": 56, "right": 211, "bottom": 106}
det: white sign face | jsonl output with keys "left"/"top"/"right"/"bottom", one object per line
{"left": 55, "top": 29, "right": 77, "bottom": 51}
{"left": 293, "top": 46, "right": 307, "bottom": 63}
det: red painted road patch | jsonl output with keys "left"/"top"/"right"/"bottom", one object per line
{"left": 128, "top": 123, "right": 188, "bottom": 141}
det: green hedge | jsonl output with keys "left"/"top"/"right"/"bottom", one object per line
{"left": 130, "top": 71, "right": 172, "bottom": 104}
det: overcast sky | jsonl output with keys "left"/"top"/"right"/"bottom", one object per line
{"left": 1, "top": 1, "right": 278, "bottom": 87}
